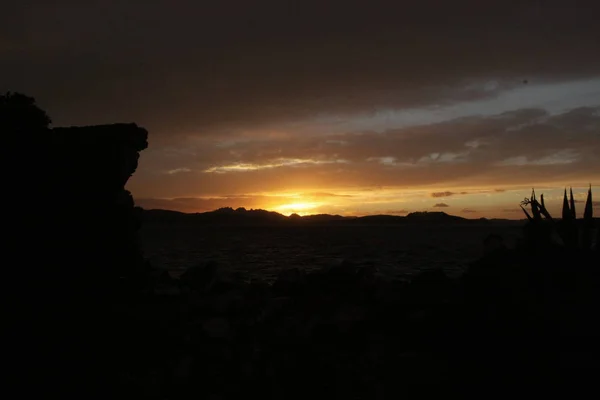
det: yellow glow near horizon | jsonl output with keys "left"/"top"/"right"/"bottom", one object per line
{"left": 274, "top": 202, "right": 321, "bottom": 216}
{"left": 132, "top": 184, "right": 599, "bottom": 220}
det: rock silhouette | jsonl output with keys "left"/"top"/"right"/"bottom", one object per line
{"left": 3, "top": 93, "right": 149, "bottom": 395}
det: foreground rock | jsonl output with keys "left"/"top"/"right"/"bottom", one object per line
{"left": 4, "top": 95, "right": 150, "bottom": 396}
{"left": 103, "top": 240, "right": 598, "bottom": 398}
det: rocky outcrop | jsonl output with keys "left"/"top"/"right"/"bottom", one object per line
{"left": 5, "top": 122, "right": 149, "bottom": 396}
{"left": 17, "top": 124, "right": 150, "bottom": 295}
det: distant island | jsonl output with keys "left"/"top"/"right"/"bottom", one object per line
{"left": 139, "top": 207, "right": 524, "bottom": 226}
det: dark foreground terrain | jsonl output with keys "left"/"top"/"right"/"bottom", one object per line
{"left": 112, "top": 240, "right": 600, "bottom": 398}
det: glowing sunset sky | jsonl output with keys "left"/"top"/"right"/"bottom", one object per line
{"left": 3, "top": 1, "right": 600, "bottom": 218}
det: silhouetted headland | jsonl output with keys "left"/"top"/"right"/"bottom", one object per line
{"left": 4, "top": 93, "right": 150, "bottom": 395}
{"left": 140, "top": 207, "right": 514, "bottom": 226}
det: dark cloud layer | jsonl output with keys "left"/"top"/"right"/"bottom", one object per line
{"left": 434, "top": 203, "right": 450, "bottom": 208}
{"left": 2, "top": 0, "right": 600, "bottom": 136}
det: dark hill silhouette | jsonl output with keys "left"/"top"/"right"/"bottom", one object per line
{"left": 140, "top": 207, "right": 509, "bottom": 226}
{"left": 405, "top": 210, "right": 466, "bottom": 222}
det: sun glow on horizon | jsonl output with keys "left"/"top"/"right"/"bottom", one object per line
{"left": 132, "top": 184, "right": 599, "bottom": 220}
{"left": 273, "top": 202, "right": 322, "bottom": 216}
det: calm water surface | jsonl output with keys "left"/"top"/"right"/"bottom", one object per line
{"left": 140, "top": 224, "right": 523, "bottom": 282}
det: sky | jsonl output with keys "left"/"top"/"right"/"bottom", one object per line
{"left": 2, "top": 0, "right": 600, "bottom": 218}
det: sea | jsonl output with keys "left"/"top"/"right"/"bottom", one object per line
{"left": 139, "top": 223, "right": 524, "bottom": 282}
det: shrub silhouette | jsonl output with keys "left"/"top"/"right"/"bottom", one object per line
{"left": 0, "top": 92, "right": 52, "bottom": 132}
{"left": 520, "top": 186, "right": 596, "bottom": 250}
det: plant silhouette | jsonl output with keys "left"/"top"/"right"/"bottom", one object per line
{"left": 0, "top": 92, "right": 52, "bottom": 132}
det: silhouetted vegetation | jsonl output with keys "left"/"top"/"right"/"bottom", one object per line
{"left": 1, "top": 91, "right": 51, "bottom": 131}
{"left": 519, "top": 187, "right": 598, "bottom": 250}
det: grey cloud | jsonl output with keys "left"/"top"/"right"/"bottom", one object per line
{"left": 2, "top": 1, "right": 600, "bottom": 135}
{"left": 434, "top": 203, "right": 450, "bottom": 208}
{"left": 239, "top": 107, "right": 598, "bottom": 169}
{"left": 432, "top": 190, "right": 501, "bottom": 198}
{"left": 431, "top": 191, "right": 457, "bottom": 198}
{"left": 188, "top": 108, "right": 551, "bottom": 168}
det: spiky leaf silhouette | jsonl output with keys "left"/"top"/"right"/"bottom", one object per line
{"left": 562, "top": 188, "right": 571, "bottom": 220}
{"left": 569, "top": 187, "right": 576, "bottom": 219}
{"left": 520, "top": 205, "right": 533, "bottom": 221}
{"left": 584, "top": 185, "right": 593, "bottom": 221}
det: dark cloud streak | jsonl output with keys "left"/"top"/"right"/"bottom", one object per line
{"left": 431, "top": 191, "right": 460, "bottom": 198}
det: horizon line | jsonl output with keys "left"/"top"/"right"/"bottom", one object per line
{"left": 137, "top": 206, "right": 532, "bottom": 221}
